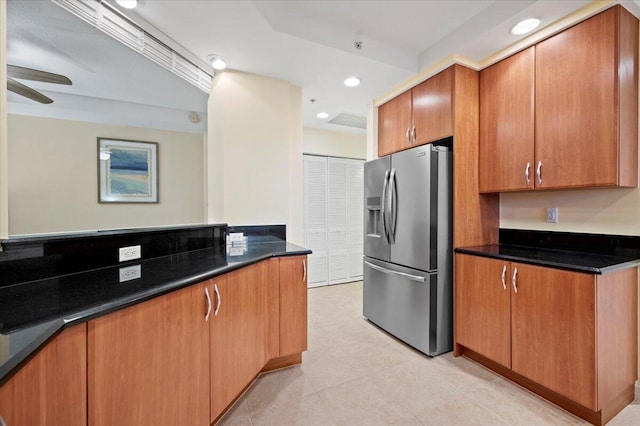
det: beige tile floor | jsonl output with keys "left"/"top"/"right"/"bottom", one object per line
{"left": 218, "top": 281, "right": 640, "bottom": 426}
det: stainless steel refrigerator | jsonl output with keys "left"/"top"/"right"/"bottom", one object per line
{"left": 363, "top": 142, "right": 452, "bottom": 356}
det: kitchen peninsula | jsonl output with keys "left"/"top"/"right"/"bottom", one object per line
{"left": 0, "top": 224, "right": 310, "bottom": 426}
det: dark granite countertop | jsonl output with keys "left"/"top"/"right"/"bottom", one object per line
{"left": 0, "top": 241, "right": 310, "bottom": 385}
{"left": 455, "top": 244, "right": 640, "bottom": 274}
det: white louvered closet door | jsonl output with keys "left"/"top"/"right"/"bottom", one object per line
{"left": 327, "top": 158, "right": 348, "bottom": 284}
{"left": 304, "top": 155, "right": 364, "bottom": 287}
{"left": 347, "top": 160, "right": 364, "bottom": 280}
{"left": 303, "top": 156, "right": 328, "bottom": 287}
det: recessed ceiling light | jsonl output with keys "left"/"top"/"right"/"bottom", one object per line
{"left": 511, "top": 18, "right": 541, "bottom": 35}
{"left": 116, "top": 0, "right": 138, "bottom": 9}
{"left": 344, "top": 76, "right": 360, "bottom": 87}
{"left": 316, "top": 112, "right": 329, "bottom": 119}
{"left": 207, "top": 55, "right": 229, "bottom": 71}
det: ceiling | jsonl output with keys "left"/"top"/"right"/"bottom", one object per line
{"left": 7, "top": 0, "right": 640, "bottom": 134}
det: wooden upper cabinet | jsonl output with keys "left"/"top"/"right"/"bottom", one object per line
{"left": 378, "top": 67, "right": 455, "bottom": 157}
{"left": 479, "top": 47, "right": 535, "bottom": 193}
{"left": 412, "top": 67, "right": 453, "bottom": 145}
{"left": 88, "top": 283, "right": 210, "bottom": 426}
{"left": 454, "top": 254, "right": 511, "bottom": 368}
{"left": 536, "top": 5, "right": 638, "bottom": 190}
{"left": 510, "top": 263, "right": 597, "bottom": 410}
{"left": 279, "top": 255, "right": 308, "bottom": 357}
{"left": 479, "top": 5, "right": 638, "bottom": 193}
{"left": 0, "top": 325, "right": 87, "bottom": 426}
{"left": 378, "top": 90, "right": 412, "bottom": 156}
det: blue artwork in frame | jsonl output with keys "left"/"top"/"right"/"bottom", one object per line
{"left": 98, "top": 138, "right": 158, "bottom": 203}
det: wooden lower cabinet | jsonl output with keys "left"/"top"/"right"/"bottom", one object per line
{"left": 279, "top": 255, "right": 308, "bottom": 356}
{"left": 455, "top": 253, "right": 638, "bottom": 424}
{"left": 210, "top": 261, "right": 273, "bottom": 423}
{"left": 454, "top": 254, "right": 511, "bottom": 368}
{"left": 0, "top": 325, "right": 87, "bottom": 426}
{"left": 88, "top": 283, "right": 210, "bottom": 426}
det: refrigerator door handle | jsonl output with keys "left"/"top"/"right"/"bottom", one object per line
{"left": 381, "top": 170, "right": 390, "bottom": 244}
{"left": 364, "top": 261, "right": 426, "bottom": 282}
{"left": 388, "top": 168, "right": 397, "bottom": 243}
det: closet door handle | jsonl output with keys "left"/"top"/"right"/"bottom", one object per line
{"left": 411, "top": 126, "right": 416, "bottom": 143}
{"left": 536, "top": 161, "right": 542, "bottom": 185}
{"left": 0, "top": 415, "right": 7, "bottom": 426}
{"left": 204, "top": 287, "right": 212, "bottom": 322}
{"left": 405, "top": 127, "right": 411, "bottom": 145}
{"left": 511, "top": 267, "right": 518, "bottom": 294}
{"left": 525, "top": 162, "right": 531, "bottom": 187}
{"left": 214, "top": 284, "right": 222, "bottom": 317}
{"left": 302, "top": 259, "right": 307, "bottom": 283}
{"left": 501, "top": 265, "right": 507, "bottom": 290}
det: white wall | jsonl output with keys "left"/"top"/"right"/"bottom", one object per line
{"left": 206, "top": 71, "right": 304, "bottom": 245}
{"left": 0, "top": 0, "right": 8, "bottom": 239}
{"left": 303, "top": 127, "right": 366, "bottom": 159}
{"left": 8, "top": 114, "right": 205, "bottom": 235}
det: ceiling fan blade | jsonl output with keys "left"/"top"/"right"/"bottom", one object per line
{"left": 7, "top": 78, "right": 54, "bottom": 104}
{"left": 7, "top": 65, "right": 72, "bottom": 85}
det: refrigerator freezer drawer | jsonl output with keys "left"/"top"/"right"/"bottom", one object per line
{"left": 363, "top": 257, "right": 444, "bottom": 356}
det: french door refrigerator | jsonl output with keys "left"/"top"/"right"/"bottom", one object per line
{"left": 363, "top": 142, "right": 452, "bottom": 356}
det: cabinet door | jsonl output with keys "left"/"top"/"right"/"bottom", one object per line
{"left": 0, "top": 325, "right": 86, "bottom": 426}
{"left": 511, "top": 263, "right": 597, "bottom": 410}
{"left": 479, "top": 47, "right": 535, "bottom": 193}
{"left": 279, "top": 255, "right": 308, "bottom": 356}
{"left": 378, "top": 90, "right": 412, "bottom": 156}
{"left": 210, "top": 262, "right": 270, "bottom": 422}
{"left": 535, "top": 7, "right": 626, "bottom": 189}
{"left": 454, "top": 254, "right": 511, "bottom": 368}
{"left": 412, "top": 67, "right": 453, "bottom": 145}
{"left": 88, "top": 284, "right": 209, "bottom": 426}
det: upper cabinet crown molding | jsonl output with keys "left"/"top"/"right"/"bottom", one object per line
{"left": 479, "top": 5, "right": 638, "bottom": 193}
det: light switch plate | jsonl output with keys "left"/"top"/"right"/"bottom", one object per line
{"left": 545, "top": 207, "right": 559, "bottom": 223}
{"left": 119, "top": 245, "right": 141, "bottom": 262}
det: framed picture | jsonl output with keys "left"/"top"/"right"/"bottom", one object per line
{"left": 98, "top": 138, "right": 158, "bottom": 203}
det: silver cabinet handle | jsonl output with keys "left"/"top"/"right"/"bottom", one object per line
{"left": 204, "top": 287, "right": 212, "bottom": 322}
{"left": 536, "top": 161, "right": 542, "bottom": 185}
{"left": 411, "top": 126, "right": 416, "bottom": 143}
{"left": 501, "top": 265, "right": 507, "bottom": 290}
{"left": 364, "top": 261, "right": 426, "bottom": 282}
{"left": 525, "top": 162, "right": 531, "bottom": 187}
{"left": 388, "top": 168, "right": 397, "bottom": 243}
{"left": 213, "top": 283, "right": 221, "bottom": 317}
{"left": 511, "top": 267, "right": 518, "bottom": 294}
{"left": 302, "top": 259, "right": 307, "bottom": 283}
{"left": 405, "top": 127, "right": 411, "bottom": 145}
{"left": 0, "top": 415, "right": 6, "bottom": 426}
{"left": 381, "top": 170, "right": 390, "bottom": 244}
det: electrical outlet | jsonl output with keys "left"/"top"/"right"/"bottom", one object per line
{"left": 545, "top": 207, "right": 559, "bottom": 223}
{"left": 119, "top": 265, "right": 141, "bottom": 282}
{"left": 119, "top": 245, "right": 141, "bottom": 262}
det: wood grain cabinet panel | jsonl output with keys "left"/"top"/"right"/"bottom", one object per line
{"left": 0, "top": 325, "right": 87, "bottom": 426}
{"left": 479, "top": 5, "right": 638, "bottom": 192}
{"left": 412, "top": 67, "right": 453, "bottom": 146}
{"left": 378, "top": 90, "right": 412, "bottom": 156}
{"left": 378, "top": 68, "right": 454, "bottom": 157}
{"left": 455, "top": 253, "right": 638, "bottom": 423}
{"left": 88, "top": 284, "right": 210, "bottom": 426}
{"left": 210, "top": 261, "right": 271, "bottom": 423}
{"left": 511, "top": 264, "right": 597, "bottom": 410}
{"left": 479, "top": 47, "right": 535, "bottom": 192}
{"left": 279, "top": 255, "right": 308, "bottom": 357}
{"left": 454, "top": 254, "right": 511, "bottom": 368}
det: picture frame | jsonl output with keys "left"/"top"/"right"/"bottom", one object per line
{"left": 98, "top": 138, "right": 158, "bottom": 203}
